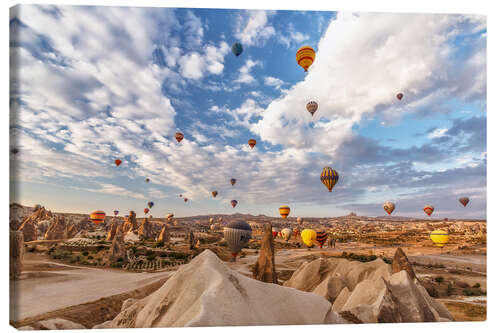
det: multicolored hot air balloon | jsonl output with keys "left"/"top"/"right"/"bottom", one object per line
{"left": 430, "top": 229, "right": 449, "bottom": 247}
{"left": 224, "top": 221, "right": 252, "bottom": 260}
{"left": 232, "top": 42, "right": 243, "bottom": 56}
{"left": 175, "top": 132, "right": 184, "bottom": 143}
{"left": 296, "top": 46, "right": 315, "bottom": 72}
{"left": 279, "top": 205, "right": 290, "bottom": 219}
{"left": 231, "top": 200, "right": 238, "bottom": 208}
{"left": 397, "top": 93, "right": 404, "bottom": 100}
{"left": 293, "top": 227, "right": 300, "bottom": 239}
{"left": 147, "top": 201, "right": 154, "bottom": 209}
{"left": 459, "top": 197, "right": 470, "bottom": 207}
{"left": 297, "top": 217, "right": 303, "bottom": 225}
{"left": 114, "top": 159, "right": 122, "bottom": 166}
{"left": 423, "top": 205, "right": 434, "bottom": 216}
{"left": 144, "top": 208, "right": 149, "bottom": 214}
{"left": 113, "top": 210, "right": 119, "bottom": 216}
{"left": 316, "top": 231, "right": 328, "bottom": 248}
{"left": 90, "top": 210, "right": 106, "bottom": 225}
{"left": 230, "top": 178, "right": 236, "bottom": 186}
{"left": 281, "top": 228, "right": 292, "bottom": 242}
{"left": 301, "top": 229, "right": 317, "bottom": 248}
{"left": 248, "top": 139, "right": 256, "bottom": 149}
{"left": 383, "top": 202, "right": 395, "bottom": 215}
{"left": 320, "top": 167, "right": 339, "bottom": 192}
{"left": 306, "top": 101, "right": 318, "bottom": 116}
{"left": 212, "top": 191, "right": 218, "bottom": 198}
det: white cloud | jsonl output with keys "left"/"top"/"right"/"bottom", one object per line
{"left": 179, "top": 41, "right": 230, "bottom": 80}
{"left": 427, "top": 128, "right": 448, "bottom": 138}
{"left": 263, "top": 76, "right": 285, "bottom": 89}
{"left": 235, "top": 59, "right": 262, "bottom": 84}
{"left": 234, "top": 10, "right": 276, "bottom": 46}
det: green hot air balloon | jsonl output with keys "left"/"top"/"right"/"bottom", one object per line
{"left": 224, "top": 221, "right": 252, "bottom": 261}
{"left": 232, "top": 42, "right": 243, "bottom": 56}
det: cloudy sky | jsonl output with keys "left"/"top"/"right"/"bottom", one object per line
{"left": 9, "top": 5, "right": 486, "bottom": 219}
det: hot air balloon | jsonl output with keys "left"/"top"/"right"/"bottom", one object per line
{"left": 90, "top": 210, "right": 106, "bottom": 225}
{"left": 430, "top": 229, "right": 449, "bottom": 247}
{"left": 272, "top": 227, "right": 279, "bottom": 238}
{"left": 147, "top": 201, "right": 154, "bottom": 209}
{"left": 230, "top": 178, "right": 236, "bottom": 186}
{"left": 248, "top": 139, "right": 256, "bottom": 149}
{"left": 301, "top": 229, "right": 317, "bottom": 248}
{"left": 224, "top": 221, "right": 252, "bottom": 260}
{"left": 114, "top": 159, "right": 122, "bottom": 166}
{"left": 10, "top": 148, "right": 19, "bottom": 154}
{"left": 184, "top": 198, "right": 188, "bottom": 203}
{"left": 383, "top": 202, "right": 395, "bottom": 215}
{"left": 320, "top": 167, "right": 339, "bottom": 192}
{"left": 459, "top": 197, "right": 469, "bottom": 207}
{"left": 166, "top": 213, "right": 174, "bottom": 220}
{"left": 175, "top": 132, "right": 184, "bottom": 143}
{"left": 423, "top": 205, "right": 434, "bottom": 216}
{"left": 210, "top": 224, "right": 217, "bottom": 231}
{"left": 281, "top": 228, "right": 292, "bottom": 242}
{"left": 231, "top": 200, "right": 238, "bottom": 208}
{"left": 293, "top": 227, "right": 300, "bottom": 239}
{"left": 149, "top": 215, "right": 153, "bottom": 219}
{"left": 144, "top": 208, "right": 149, "bottom": 214}
{"left": 296, "top": 46, "right": 315, "bottom": 72}
{"left": 397, "top": 93, "right": 404, "bottom": 100}
{"left": 218, "top": 217, "right": 223, "bottom": 222}
{"left": 212, "top": 191, "right": 218, "bottom": 198}
{"left": 316, "top": 231, "right": 328, "bottom": 248}
{"left": 232, "top": 42, "right": 243, "bottom": 56}
{"left": 297, "top": 217, "right": 303, "bottom": 225}
{"left": 209, "top": 217, "right": 214, "bottom": 224}
{"left": 279, "top": 205, "right": 290, "bottom": 219}
{"left": 146, "top": 178, "right": 150, "bottom": 183}
{"left": 306, "top": 101, "right": 318, "bottom": 116}
{"left": 113, "top": 210, "right": 119, "bottom": 216}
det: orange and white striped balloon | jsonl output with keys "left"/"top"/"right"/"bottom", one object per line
{"left": 296, "top": 46, "right": 316, "bottom": 72}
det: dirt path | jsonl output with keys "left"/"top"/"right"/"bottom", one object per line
{"left": 10, "top": 263, "right": 173, "bottom": 322}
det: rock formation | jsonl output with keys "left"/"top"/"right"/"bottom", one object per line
{"left": 109, "top": 228, "right": 127, "bottom": 264}
{"left": 107, "top": 250, "right": 344, "bottom": 327}
{"left": 107, "top": 221, "right": 119, "bottom": 241}
{"left": 252, "top": 222, "right": 278, "bottom": 284}
{"left": 156, "top": 225, "right": 170, "bottom": 244}
{"left": 392, "top": 247, "right": 418, "bottom": 282}
{"left": 18, "top": 218, "right": 37, "bottom": 242}
{"left": 138, "top": 218, "right": 154, "bottom": 240}
{"left": 44, "top": 216, "right": 67, "bottom": 240}
{"left": 122, "top": 211, "right": 137, "bottom": 234}
{"left": 284, "top": 256, "right": 453, "bottom": 323}
{"left": 10, "top": 231, "right": 24, "bottom": 280}
{"left": 65, "top": 223, "right": 78, "bottom": 239}
{"left": 188, "top": 229, "right": 195, "bottom": 250}
{"left": 19, "top": 318, "right": 86, "bottom": 330}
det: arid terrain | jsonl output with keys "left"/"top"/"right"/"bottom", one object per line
{"left": 9, "top": 204, "right": 486, "bottom": 329}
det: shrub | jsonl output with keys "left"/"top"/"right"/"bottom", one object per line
{"left": 82, "top": 251, "right": 89, "bottom": 256}
{"left": 28, "top": 245, "right": 37, "bottom": 253}
{"left": 87, "top": 255, "right": 94, "bottom": 260}
{"left": 434, "top": 276, "right": 444, "bottom": 285}
{"left": 117, "top": 257, "right": 123, "bottom": 262}
{"left": 97, "top": 245, "right": 106, "bottom": 252}
{"left": 426, "top": 286, "right": 439, "bottom": 298}
{"left": 154, "top": 241, "right": 165, "bottom": 248}
{"left": 473, "top": 283, "right": 481, "bottom": 288}
{"left": 447, "top": 283, "right": 455, "bottom": 296}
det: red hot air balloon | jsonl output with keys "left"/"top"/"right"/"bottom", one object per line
{"left": 316, "top": 231, "right": 328, "bottom": 248}
{"left": 397, "top": 93, "right": 404, "bottom": 100}
{"left": 90, "top": 210, "right": 106, "bottom": 225}
{"left": 231, "top": 200, "right": 238, "bottom": 208}
{"left": 248, "top": 139, "right": 256, "bottom": 149}
{"left": 175, "top": 132, "right": 184, "bottom": 143}
{"left": 423, "top": 205, "right": 434, "bottom": 216}
{"left": 459, "top": 197, "right": 469, "bottom": 207}
{"left": 144, "top": 208, "right": 149, "bottom": 215}
{"left": 184, "top": 198, "right": 188, "bottom": 203}
{"left": 212, "top": 191, "right": 218, "bottom": 198}
{"left": 114, "top": 159, "right": 122, "bottom": 166}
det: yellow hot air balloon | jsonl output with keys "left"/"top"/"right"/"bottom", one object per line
{"left": 430, "top": 229, "right": 449, "bottom": 247}
{"left": 301, "top": 229, "right": 317, "bottom": 248}
{"left": 279, "top": 205, "right": 290, "bottom": 219}
{"left": 296, "top": 46, "right": 316, "bottom": 72}
{"left": 321, "top": 167, "right": 339, "bottom": 192}
{"left": 90, "top": 210, "right": 106, "bottom": 225}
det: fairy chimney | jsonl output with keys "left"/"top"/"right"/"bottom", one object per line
{"left": 252, "top": 222, "right": 278, "bottom": 284}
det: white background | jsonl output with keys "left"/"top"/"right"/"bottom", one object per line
{"left": 2, "top": 0, "right": 497, "bottom": 332}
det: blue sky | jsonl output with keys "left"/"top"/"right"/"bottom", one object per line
{"left": 9, "top": 5, "right": 486, "bottom": 219}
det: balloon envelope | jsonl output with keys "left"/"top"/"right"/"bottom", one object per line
{"left": 248, "top": 139, "right": 256, "bottom": 149}
{"left": 297, "top": 217, "right": 303, "bottom": 225}
{"left": 459, "top": 197, "right": 469, "bottom": 207}
{"left": 230, "top": 178, "right": 236, "bottom": 186}
{"left": 147, "top": 201, "right": 154, "bottom": 208}
{"left": 175, "top": 132, "right": 184, "bottom": 143}
{"left": 279, "top": 205, "right": 290, "bottom": 219}
{"left": 144, "top": 208, "right": 149, "bottom": 214}
{"left": 114, "top": 159, "right": 122, "bottom": 166}
{"left": 224, "top": 221, "right": 252, "bottom": 257}
{"left": 281, "top": 228, "right": 292, "bottom": 241}
{"left": 113, "top": 210, "right": 119, "bottom": 216}
{"left": 184, "top": 198, "right": 188, "bottom": 202}
{"left": 90, "top": 210, "right": 106, "bottom": 225}
{"left": 383, "top": 202, "right": 395, "bottom": 215}
{"left": 212, "top": 191, "right": 218, "bottom": 198}
{"left": 320, "top": 167, "right": 339, "bottom": 192}
{"left": 306, "top": 101, "right": 318, "bottom": 116}
{"left": 397, "top": 93, "right": 404, "bottom": 100}
{"left": 231, "top": 42, "right": 243, "bottom": 56}
{"left": 316, "top": 231, "right": 328, "bottom": 248}
{"left": 301, "top": 229, "right": 317, "bottom": 247}
{"left": 231, "top": 200, "right": 238, "bottom": 208}
{"left": 296, "top": 46, "right": 315, "bottom": 72}
{"left": 423, "top": 205, "right": 434, "bottom": 216}
{"left": 430, "top": 229, "right": 449, "bottom": 247}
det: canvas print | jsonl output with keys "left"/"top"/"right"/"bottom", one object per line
{"left": 9, "top": 4, "right": 486, "bottom": 329}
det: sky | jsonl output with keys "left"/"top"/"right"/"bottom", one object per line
{"left": 9, "top": 5, "right": 486, "bottom": 219}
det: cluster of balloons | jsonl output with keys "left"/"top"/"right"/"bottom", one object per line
{"left": 382, "top": 197, "right": 469, "bottom": 217}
